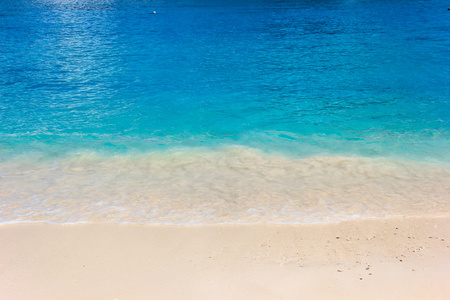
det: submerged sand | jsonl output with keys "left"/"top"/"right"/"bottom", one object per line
{"left": 2, "top": 150, "right": 449, "bottom": 225}
{"left": 1, "top": 217, "right": 449, "bottom": 299}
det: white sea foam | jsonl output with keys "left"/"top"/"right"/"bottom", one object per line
{"left": 0, "top": 146, "right": 449, "bottom": 224}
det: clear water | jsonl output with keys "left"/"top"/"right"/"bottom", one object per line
{"left": 0, "top": 0, "right": 449, "bottom": 224}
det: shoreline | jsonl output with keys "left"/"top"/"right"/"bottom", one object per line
{"left": 1, "top": 216, "right": 449, "bottom": 299}
{"left": 1, "top": 149, "right": 449, "bottom": 225}
{"left": 1, "top": 214, "right": 450, "bottom": 226}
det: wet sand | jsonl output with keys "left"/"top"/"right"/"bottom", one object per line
{"left": 1, "top": 217, "right": 449, "bottom": 299}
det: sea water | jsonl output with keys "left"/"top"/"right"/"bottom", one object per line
{"left": 0, "top": 0, "right": 449, "bottom": 224}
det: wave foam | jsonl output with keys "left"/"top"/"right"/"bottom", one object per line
{"left": 0, "top": 146, "right": 449, "bottom": 224}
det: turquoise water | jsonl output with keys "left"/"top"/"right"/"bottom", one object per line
{"left": 0, "top": 0, "right": 449, "bottom": 224}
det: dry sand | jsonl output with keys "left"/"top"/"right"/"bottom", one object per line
{"left": 1, "top": 217, "right": 449, "bottom": 300}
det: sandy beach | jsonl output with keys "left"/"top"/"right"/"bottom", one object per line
{"left": 1, "top": 0, "right": 449, "bottom": 299}
{"left": 1, "top": 216, "right": 449, "bottom": 300}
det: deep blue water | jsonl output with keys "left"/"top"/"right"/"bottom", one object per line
{"left": 0, "top": 0, "right": 449, "bottom": 161}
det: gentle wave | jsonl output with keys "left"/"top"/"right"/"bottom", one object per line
{"left": 1, "top": 146, "right": 448, "bottom": 225}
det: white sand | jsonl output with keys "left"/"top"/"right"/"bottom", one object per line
{"left": 1, "top": 217, "right": 449, "bottom": 299}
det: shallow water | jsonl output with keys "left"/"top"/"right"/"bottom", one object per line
{"left": 1, "top": 147, "right": 449, "bottom": 224}
{"left": 0, "top": 0, "right": 449, "bottom": 224}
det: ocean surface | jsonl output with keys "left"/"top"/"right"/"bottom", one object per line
{"left": 0, "top": 0, "right": 449, "bottom": 224}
